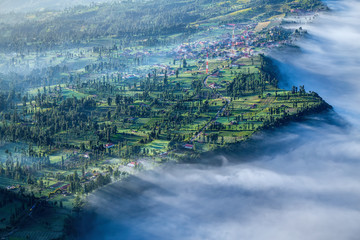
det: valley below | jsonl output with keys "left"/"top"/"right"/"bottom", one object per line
{"left": 1, "top": 0, "right": 359, "bottom": 239}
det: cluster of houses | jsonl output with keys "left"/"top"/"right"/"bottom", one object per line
{"left": 167, "top": 20, "right": 293, "bottom": 67}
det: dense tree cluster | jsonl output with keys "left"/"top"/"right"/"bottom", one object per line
{"left": 0, "top": 0, "right": 325, "bottom": 52}
{"left": 226, "top": 55, "right": 279, "bottom": 97}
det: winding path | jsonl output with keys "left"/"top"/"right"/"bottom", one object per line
{"left": 190, "top": 72, "right": 231, "bottom": 143}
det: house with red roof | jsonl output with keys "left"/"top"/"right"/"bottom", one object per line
{"left": 127, "top": 162, "right": 138, "bottom": 168}
{"left": 105, "top": 143, "right": 115, "bottom": 149}
{"left": 184, "top": 144, "right": 194, "bottom": 149}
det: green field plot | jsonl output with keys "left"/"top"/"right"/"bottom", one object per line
{"left": 61, "top": 88, "right": 89, "bottom": 99}
{"left": 146, "top": 140, "right": 169, "bottom": 150}
{"left": 0, "top": 0, "right": 328, "bottom": 238}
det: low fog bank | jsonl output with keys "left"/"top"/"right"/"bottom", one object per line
{"left": 0, "top": 0, "right": 112, "bottom": 13}
{"left": 272, "top": 0, "right": 360, "bottom": 125}
{"left": 80, "top": 112, "right": 360, "bottom": 240}
{"left": 77, "top": 1, "right": 360, "bottom": 239}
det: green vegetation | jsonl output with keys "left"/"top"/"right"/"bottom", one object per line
{"left": 0, "top": 0, "right": 326, "bottom": 52}
{"left": 0, "top": 0, "right": 328, "bottom": 238}
{"left": 0, "top": 184, "right": 72, "bottom": 240}
{"left": 0, "top": 55, "right": 329, "bottom": 159}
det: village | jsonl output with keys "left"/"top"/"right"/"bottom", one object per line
{"left": 0, "top": 4, "right": 325, "bottom": 204}
{"left": 1, "top": 13, "right": 325, "bottom": 205}
{"left": 0, "top": 1, "right": 330, "bottom": 238}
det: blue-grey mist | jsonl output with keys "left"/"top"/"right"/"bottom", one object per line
{"left": 78, "top": 1, "right": 360, "bottom": 239}
{"left": 0, "top": 0, "right": 112, "bottom": 13}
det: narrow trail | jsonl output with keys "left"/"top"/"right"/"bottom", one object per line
{"left": 190, "top": 71, "right": 231, "bottom": 143}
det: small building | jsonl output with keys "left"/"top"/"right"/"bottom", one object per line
{"left": 105, "top": 143, "right": 115, "bottom": 149}
{"left": 60, "top": 184, "right": 70, "bottom": 191}
{"left": 127, "top": 162, "right": 137, "bottom": 168}
{"left": 184, "top": 144, "right": 194, "bottom": 150}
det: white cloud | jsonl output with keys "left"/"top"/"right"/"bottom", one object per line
{"left": 80, "top": 1, "right": 360, "bottom": 239}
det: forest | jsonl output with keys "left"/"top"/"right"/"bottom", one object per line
{"left": 0, "top": 0, "right": 325, "bottom": 52}
{"left": 0, "top": 0, "right": 328, "bottom": 239}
